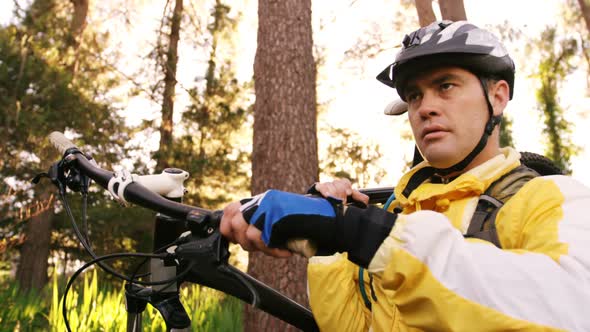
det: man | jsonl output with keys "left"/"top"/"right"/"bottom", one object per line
{"left": 221, "top": 21, "right": 590, "bottom": 331}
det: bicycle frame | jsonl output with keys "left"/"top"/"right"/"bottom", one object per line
{"left": 40, "top": 131, "right": 394, "bottom": 332}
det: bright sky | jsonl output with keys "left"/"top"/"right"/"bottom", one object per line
{"left": 3, "top": 0, "right": 589, "bottom": 188}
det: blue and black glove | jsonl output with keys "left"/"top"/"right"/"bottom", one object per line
{"left": 240, "top": 190, "right": 397, "bottom": 268}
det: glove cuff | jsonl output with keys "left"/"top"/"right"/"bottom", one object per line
{"left": 306, "top": 182, "right": 321, "bottom": 195}
{"left": 335, "top": 206, "right": 396, "bottom": 268}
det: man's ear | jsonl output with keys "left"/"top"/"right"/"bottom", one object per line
{"left": 491, "top": 80, "right": 510, "bottom": 116}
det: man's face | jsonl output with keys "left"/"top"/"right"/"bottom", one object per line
{"left": 404, "top": 66, "right": 490, "bottom": 169}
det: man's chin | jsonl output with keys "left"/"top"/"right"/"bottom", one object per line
{"left": 422, "top": 152, "right": 459, "bottom": 169}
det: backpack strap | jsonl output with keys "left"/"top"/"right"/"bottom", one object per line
{"left": 464, "top": 165, "right": 540, "bottom": 248}
{"left": 465, "top": 194, "right": 504, "bottom": 247}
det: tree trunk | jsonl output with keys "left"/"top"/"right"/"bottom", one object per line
{"left": 439, "top": 0, "right": 467, "bottom": 22}
{"left": 578, "top": 0, "right": 590, "bottom": 33}
{"left": 69, "top": 0, "right": 88, "bottom": 43}
{"left": 248, "top": 0, "right": 318, "bottom": 331}
{"left": 68, "top": 0, "right": 89, "bottom": 76}
{"left": 156, "top": 0, "right": 183, "bottom": 171}
{"left": 15, "top": 0, "right": 90, "bottom": 293}
{"left": 414, "top": 0, "right": 436, "bottom": 27}
{"left": 576, "top": 0, "right": 590, "bottom": 93}
{"left": 16, "top": 185, "right": 55, "bottom": 292}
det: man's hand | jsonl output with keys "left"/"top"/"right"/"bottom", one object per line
{"left": 313, "top": 179, "right": 369, "bottom": 206}
{"left": 221, "top": 190, "right": 344, "bottom": 258}
{"left": 220, "top": 188, "right": 397, "bottom": 267}
{"left": 219, "top": 201, "right": 292, "bottom": 258}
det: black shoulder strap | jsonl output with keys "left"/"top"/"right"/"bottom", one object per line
{"left": 464, "top": 165, "right": 540, "bottom": 248}
{"left": 465, "top": 195, "right": 504, "bottom": 247}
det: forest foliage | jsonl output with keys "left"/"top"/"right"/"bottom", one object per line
{"left": 0, "top": 0, "right": 588, "bottom": 329}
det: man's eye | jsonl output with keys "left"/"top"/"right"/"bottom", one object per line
{"left": 440, "top": 83, "right": 454, "bottom": 91}
{"left": 406, "top": 92, "right": 420, "bottom": 102}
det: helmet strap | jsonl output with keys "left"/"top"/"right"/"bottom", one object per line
{"left": 433, "top": 78, "right": 502, "bottom": 176}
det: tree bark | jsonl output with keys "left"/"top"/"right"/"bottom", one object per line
{"left": 156, "top": 0, "right": 183, "bottom": 171}
{"left": 575, "top": 0, "right": 590, "bottom": 93}
{"left": 414, "top": 0, "right": 436, "bottom": 27}
{"left": 248, "top": 0, "right": 318, "bottom": 330}
{"left": 16, "top": 185, "right": 54, "bottom": 292}
{"left": 68, "top": 0, "right": 89, "bottom": 76}
{"left": 69, "top": 0, "right": 88, "bottom": 43}
{"left": 439, "top": 0, "right": 467, "bottom": 22}
{"left": 578, "top": 0, "right": 590, "bottom": 34}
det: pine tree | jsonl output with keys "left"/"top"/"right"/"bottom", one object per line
{"left": 247, "top": 0, "right": 317, "bottom": 330}
{"left": 0, "top": 0, "right": 129, "bottom": 291}
{"left": 160, "top": 0, "right": 252, "bottom": 209}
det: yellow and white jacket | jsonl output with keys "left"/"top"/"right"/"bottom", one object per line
{"left": 307, "top": 147, "right": 590, "bottom": 331}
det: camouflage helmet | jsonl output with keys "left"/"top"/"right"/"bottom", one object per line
{"left": 377, "top": 20, "right": 515, "bottom": 102}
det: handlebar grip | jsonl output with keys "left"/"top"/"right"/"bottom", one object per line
{"left": 49, "top": 131, "right": 78, "bottom": 155}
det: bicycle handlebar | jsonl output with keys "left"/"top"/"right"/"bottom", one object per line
{"left": 48, "top": 131, "right": 320, "bottom": 331}
{"left": 48, "top": 132, "right": 396, "bottom": 331}
{"left": 49, "top": 132, "right": 208, "bottom": 219}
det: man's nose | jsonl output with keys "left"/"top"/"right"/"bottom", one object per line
{"left": 417, "top": 91, "right": 442, "bottom": 119}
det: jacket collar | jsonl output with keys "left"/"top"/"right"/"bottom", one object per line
{"left": 394, "top": 147, "right": 521, "bottom": 208}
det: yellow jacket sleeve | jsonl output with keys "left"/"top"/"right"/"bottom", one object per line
{"left": 307, "top": 253, "right": 371, "bottom": 331}
{"left": 368, "top": 176, "right": 590, "bottom": 331}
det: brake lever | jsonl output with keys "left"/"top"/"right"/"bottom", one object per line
{"left": 32, "top": 161, "right": 68, "bottom": 194}
{"left": 184, "top": 209, "right": 222, "bottom": 238}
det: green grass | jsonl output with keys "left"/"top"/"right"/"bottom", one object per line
{"left": 0, "top": 270, "right": 243, "bottom": 331}
{"left": 0, "top": 280, "right": 48, "bottom": 331}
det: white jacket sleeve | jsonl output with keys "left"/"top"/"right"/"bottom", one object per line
{"left": 368, "top": 175, "right": 590, "bottom": 331}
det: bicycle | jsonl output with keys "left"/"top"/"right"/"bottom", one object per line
{"left": 35, "top": 131, "right": 393, "bottom": 332}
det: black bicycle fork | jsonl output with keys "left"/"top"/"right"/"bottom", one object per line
{"left": 124, "top": 283, "right": 191, "bottom": 332}
{"left": 123, "top": 212, "right": 192, "bottom": 332}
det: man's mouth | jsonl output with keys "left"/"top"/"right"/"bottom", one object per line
{"left": 422, "top": 125, "right": 448, "bottom": 140}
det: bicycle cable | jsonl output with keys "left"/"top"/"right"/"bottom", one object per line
{"left": 62, "top": 252, "right": 196, "bottom": 332}
{"left": 128, "top": 237, "right": 191, "bottom": 297}
{"left": 60, "top": 187, "right": 203, "bottom": 330}
{"left": 59, "top": 190, "right": 185, "bottom": 285}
